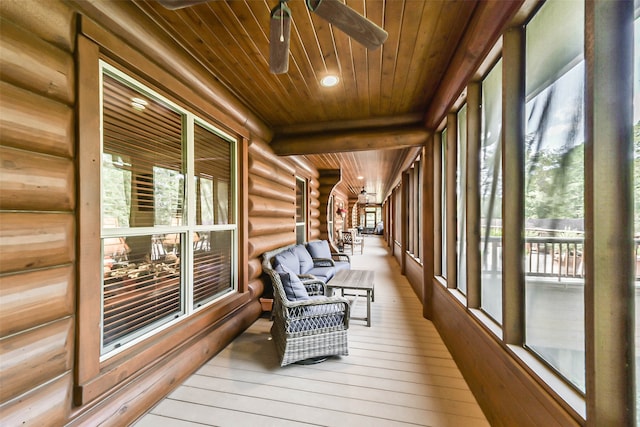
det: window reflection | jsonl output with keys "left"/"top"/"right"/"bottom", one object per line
{"left": 480, "top": 59, "right": 503, "bottom": 323}
{"left": 524, "top": 0, "right": 585, "bottom": 392}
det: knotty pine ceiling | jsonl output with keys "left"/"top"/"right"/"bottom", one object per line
{"left": 135, "top": 0, "right": 478, "bottom": 203}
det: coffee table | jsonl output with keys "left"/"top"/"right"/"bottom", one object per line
{"left": 327, "top": 269, "right": 375, "bottom": 326}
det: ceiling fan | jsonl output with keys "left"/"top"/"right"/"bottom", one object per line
{"left": 358, "top": 187, "right": 376, "bottom": 204}
{"left": 156, "top": 0, "right": 388, "bottom": 74}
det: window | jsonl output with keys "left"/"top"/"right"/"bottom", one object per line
{"left": 328, "top": 195, "right": 334, "bottom": 242}
{"left": 457, "top": 105, "right": 468, "bottom": 293}
{"left": 441, "top": 128, "right": 448, "bottom": 279}
{"left": 295, "top": 177, "right": 307, "bottom": 244}
{"left": 480, "top": 59, "right": 503, "bottom": 323}
{"left": 524, "top": 0, "right": 585, "bottom": 392}
{"left": 100, "top": 62, "right": 237, "bottom": 356}
{"left": 407, "top": 159, "right": 421, "bottom": 260}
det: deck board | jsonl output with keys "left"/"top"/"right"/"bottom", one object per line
{"left": 133, "top": 236, "right": 489, "bottom": 427}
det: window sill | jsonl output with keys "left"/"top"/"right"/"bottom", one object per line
{"left": 507, "top": 345, "right": 586, "bottom": 421}
{"left": 75, "top": 291, "right": 249, "bottom": 405}
{"left": 469, "top": 308, "right": 503, "bottom": 340}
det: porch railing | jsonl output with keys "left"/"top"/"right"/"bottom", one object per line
{"left": 482, "top": 236, "right": 640, "bottom": 282}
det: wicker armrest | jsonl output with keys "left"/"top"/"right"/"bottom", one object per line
{"left": 298, "top": 277, "right": 325, "bottom": 296}
{"left": 311, "top": 257, "right": 336, "bottom": 268}
{"left": 331, "top": 252, "right": 351, "bottom": 264}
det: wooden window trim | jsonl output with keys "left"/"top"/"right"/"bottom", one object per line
{"left": 75, "top": 23, "right": 250, "bottom": 405}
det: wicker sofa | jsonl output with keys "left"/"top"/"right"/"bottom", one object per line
{"left": 262, "top": 240, "right": 352, "bottom": 366}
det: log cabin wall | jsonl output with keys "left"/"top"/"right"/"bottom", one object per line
{"left": 0, "top": 1, "right": 322, "bottom": 425}
{"left": 0, "top": 1, "right": 77, "bottom": 425}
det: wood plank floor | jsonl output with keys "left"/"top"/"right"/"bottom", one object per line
{"left": 133, "top": 236, "right": 489, "bottom": 427}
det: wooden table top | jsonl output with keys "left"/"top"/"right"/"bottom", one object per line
{"left": 327, "top": 269, "right": 374, "bottom": 290}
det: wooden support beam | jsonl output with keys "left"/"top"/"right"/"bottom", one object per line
{"left": 274, "top": 113, "right": 424, "bottom": 136}
{"left": 585, "top": 1, "right": 635, "bottom": 424}
{"left": 271, "top": 126, "right": 430, "bottom": 156}
{"left": 424, "top": 0, "right": 524, "bottom": 129}
{"left": 502, "top": 26, "right": 525, "bottom": 345}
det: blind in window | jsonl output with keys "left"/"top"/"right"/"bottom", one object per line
{"left": 101, "top": 71, "right": 184, "bottom": 353}
{"left": 193, "top": 230, "right": 233, "bottom": 308}
{"left": 102, "top": 233, "right": 182, "bottom": 351}
{"left": 525, "top": 0, "right": 584, "bottom": 99}
{"left": 102, "top": 73, "right": 184, "bottom": 229}
{"left": 194, "top": 123, "right": 232, "bottom": 225}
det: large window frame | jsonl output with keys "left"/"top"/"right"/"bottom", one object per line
{"left": 76, "top": 31, "right": 249, "bottom": 405}
{"left": 99, "top": 62, "right": 239, "bottom": 357}
{"left": 430, "top": 1, "right": 634, "bottom": 423}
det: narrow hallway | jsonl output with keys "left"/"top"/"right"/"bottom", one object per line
{"left": 134, "top": 236, "right": 488, "bottom": 426}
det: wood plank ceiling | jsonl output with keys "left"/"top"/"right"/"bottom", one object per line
{"left": 134, "top": 0, "right": 478, "bottom": 203}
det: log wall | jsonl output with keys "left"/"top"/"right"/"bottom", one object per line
{"left": 0, "top": 1, "right": 77, "bottom": 424}
{"left": 0, "top": 1, "right": 322, "bottom": 425}
{"left": 246, "top": 140, "right": 323, "bottom": 299}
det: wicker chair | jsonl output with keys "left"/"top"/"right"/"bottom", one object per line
{"left": 339, "top": 229, "right": 364, "bottom": 255}
{"left": 266, "top": 268, "right": 350, "bottom": 367}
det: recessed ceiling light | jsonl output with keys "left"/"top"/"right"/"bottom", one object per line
{"left": 357, "top": 176, "right": 364, "bottom": 180}
{"left": 320, "top": 75, "right": 339, "bottom": 87}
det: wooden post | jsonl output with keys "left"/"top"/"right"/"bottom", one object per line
{"left": 584, "top": 1, "right": 635, "bottom": 424}
{"left": 422, "top": 141, "right": 435, "bottom": 320}
{"left": 502, "top": 26, "right": 525, "bottom": 345}
{"left": 466, "top": 82, "right": 481, "bottom": 308}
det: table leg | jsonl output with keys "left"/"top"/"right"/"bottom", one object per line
{"left": 366, "top": 289, "right": 371, "bottom": 327}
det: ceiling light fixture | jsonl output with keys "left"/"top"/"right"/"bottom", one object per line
{"left": 320, "top": 75, "right": 339, "bottom": 87}
{"left": 358, "top": 187, "right": 369, "bottom": 204}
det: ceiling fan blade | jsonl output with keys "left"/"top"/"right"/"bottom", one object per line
{"left": 269, "top": 2, "right": 292, "bottom": 74}
{"left": 306, "top": 0, "right": 388, "bottom": 50}
{"left": 156, "top": 0, "right": 210, "bottom": 10}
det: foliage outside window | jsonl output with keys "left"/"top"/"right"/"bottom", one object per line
{"left": 523, "top": 0, "right": 585, "bottom": 392}
{"left": 480, "top": 59, "right": 503, "bottom": 324}
{"left": 101, "top": 62, "right": 237, "bottom": 356}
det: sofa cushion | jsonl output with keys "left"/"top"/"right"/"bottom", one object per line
{"left": 275, "top": 264, "right": 309, "bottom": 301}
{"left": 293, "top": 244, "right": 315, "bottom": 273}
{"left": 273, "top": 249, "right": 301, "bottom": 275}
{"left": 306, "top": 240, "right": 332, "bottom": 259}
{"left": 307, "top": 266, "right": 335, "bottom": 283}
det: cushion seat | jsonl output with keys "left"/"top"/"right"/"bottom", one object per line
{"left": 306, "top": 266, "right": 335, "bottom": 283}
